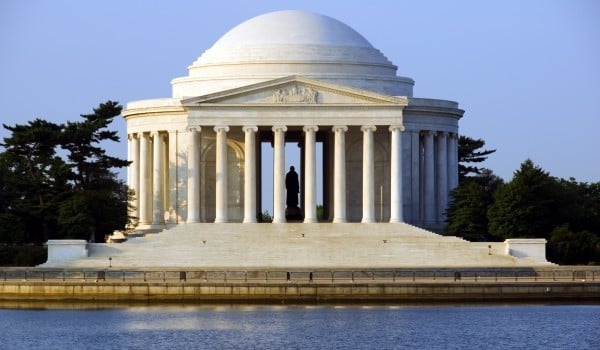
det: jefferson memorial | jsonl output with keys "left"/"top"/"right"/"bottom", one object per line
{"left": 124, "top": 10, "right": 461, "bottom": 231}
{"left": 45, "top": 10, "right": 549, "bottom": 267}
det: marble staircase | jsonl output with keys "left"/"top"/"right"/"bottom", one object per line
{"left": 45, "top": 223, "right": 552, "bottom": 268}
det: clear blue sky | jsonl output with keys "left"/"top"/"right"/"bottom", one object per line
{"left": 1, "top": 0, "right": 599, "bottom": 185}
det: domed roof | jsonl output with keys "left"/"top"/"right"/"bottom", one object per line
{"left": 172, "top": 10, "right": 414, "bottom": 98}
{"left": 212, "top": 10, "right": 373, "bottom": 49}
{"left": 193, "top": 10, "right": 393, "bottom": 66}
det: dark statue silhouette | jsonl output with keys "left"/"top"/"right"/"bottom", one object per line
{"left": 285, "top": 166, "right": 302, "bottom": 220}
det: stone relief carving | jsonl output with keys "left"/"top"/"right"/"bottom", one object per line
{"left": 273, "top": 85, "right": 318, "bottom": 103}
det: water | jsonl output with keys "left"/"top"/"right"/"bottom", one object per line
{"left": 0, "top": 303, "right": 599, "bottom": 349}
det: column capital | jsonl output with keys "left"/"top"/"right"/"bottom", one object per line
{"left": 303, "top": 125, "right": 319, "bottom": 133}
{"left": 332, "top": 125, "right": 348, "bottom": 133}
{"left": 128, "top": 133, "right": 137, "bottom": 141}
{"left": 214, "top": 125, "right": 230, "bottom": 133}
{"left": 150, "top": 131, "right": 164, "bottom": 138}
{"left": 447, "top": 132, "right": 458, "bottom": 140}
{"left": 272, "top": 125, "right": 288, "bottom": 133}
{"left": 137, "top": 132, "right": 147, "bottom": 138}
{"left": 421, "top": 130, "right": 435, "bottom": 137}
{"left": 438, "top": 131, "right": 449, "bottom": 138}
{"left": 242, "top": 125, "right": 258, "bottom": 133}
{"left": 188, "top": 126, "right": 201, "bottom": 133}
{"left": 389, "top": 125, "right": 405, "bottom": 132}
{"left": 361, "top": 125, "right": 377, "bottom": 132}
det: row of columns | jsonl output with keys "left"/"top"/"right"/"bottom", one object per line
{"left": 128, "top": 124, "right": 414, "bottom": 227}
{"left": 128, "top": 131, "right": 167, "bottom": 228}
{"left": 420, "top": 131, "right": 458, "bottom": 224}
{"left": 188, "top": 124, "right": 406, "bottom": 224}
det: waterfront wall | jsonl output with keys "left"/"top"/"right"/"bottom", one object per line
{"left": 1, "top": 281, "right": 599, "bottom": 303}
{"left": 1, "top": 267, "right": 599, "bottom": 303}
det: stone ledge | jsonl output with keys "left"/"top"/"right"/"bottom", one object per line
{"left": 1, "top": 280, "right": 598, "bottom": 303}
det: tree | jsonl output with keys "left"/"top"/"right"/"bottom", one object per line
{"left": 1, "top": 119, "right": 71, "bottom": 242}
{"left": 62, "top": 101, "right": 129, "bottom": 190}
{"left": 59, "top": 101, "right": 131, "bottom": 241}
{"left": 458, "top": 135, "right": 496, "bottom": 181}
{"left": 548, "top": 225, "right": 600, "bottom": 265}
{"left": 446, "top": 169, "right": 504, "bottom": 241}
{"left": 487, "top": 159, "right": 559, "bottom": 239}
{"left": 0, "top": 101, "right": 130, "bottom": 244}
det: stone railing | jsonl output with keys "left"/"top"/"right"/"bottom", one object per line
{"left": 1, "top": 268, "right": 598, "bottom": 284}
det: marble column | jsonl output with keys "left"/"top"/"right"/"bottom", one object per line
{"left": 272, "top": 125, "right": 287, "bottom": 223}
{"left": 151, "top": 131, "right": 165, "bottom": 227}
{"left": 423, "top": 131, "right": 436, "bottom": 224}
{"left": 410, "top": 130, "right": 421, "bottom": 223}
{"left": 303, "top": 125, "right": 318, "bottom": 223}
{"left": 127, "top": 135, "right": 133, "bottom": 193}
{"left": 138, "top": 132, "right": 150, "bottom": 226}
{"left": 167, "top": 130, "right": 178, "bottom": 224}
{"left": 187, "top": 127, "right": 200, "bottom": 223}
{"left": 243, "top": 126, "right": 258, "bottom": 223}
{"left": 361, "top": 126, "right": 376, "bottom": 223}
{"left": 437, "top": 132, "right": 448, "bottom": 222}
{"left": 129, "top": 134, "right": 140, "bottom": 223}
{"left": 332, "top": 125, "right": 348, "bottom": 223}
{"left": 447, "top": 133, "right": 459, "bottom": 192}
{"left": 214, "top": 126, "right": 229, "bottom": 223}
{"left": 389, "top": 125, "right": 405, "bottom": 223}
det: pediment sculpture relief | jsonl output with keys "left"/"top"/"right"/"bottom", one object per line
{"left": 272, "top": 85, "right": 318, "bottom": 103}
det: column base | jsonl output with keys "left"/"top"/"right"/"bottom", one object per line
{"left": 332, "top": 218, "right": 347, "bottom": 223}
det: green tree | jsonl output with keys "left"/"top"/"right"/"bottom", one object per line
{"left": 446, "top": 169, "right": 504, "bottom": 241}
{"left": 0, "top": 153, "right": 28, "bottom": 243}
{"left": 556, "top": 180, "right": 600, "bottom": 235}
{"left": 1, "top": 119, "right": 71, "bottom": 242}
{"left": 0, "top": 101, "right": 130, "bottom": 244}
{"left": 62, "top": 101, "right": 129, "bottom": 189}
{"left": 458, "top": 135, "right": 496, "bottom": 181}
{"left": 487, "top": 159, "right": 559, "bottom": 239}
{"left": 547, "top": 225, "right": 600, "bottom": 265}
{"left": 57, "top": 192, "right": 94, "bottom": 239}
{"left": 59, "top": 101, "right": 131, "bottom": 241}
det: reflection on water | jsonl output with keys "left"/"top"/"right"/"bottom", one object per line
{"left": 0, "top": 303, "right": 599, "bottom": 350}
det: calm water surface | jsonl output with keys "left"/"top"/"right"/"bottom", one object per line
{"left": 0, "top": 303, "right": 598, "bottom": 349}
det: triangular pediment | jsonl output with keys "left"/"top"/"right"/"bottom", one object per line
{"left": 182, "top": 76, "right": 408, "bottom": 106}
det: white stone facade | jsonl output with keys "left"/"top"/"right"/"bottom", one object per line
{"left": 123, "top": 11, "right": 463, "bottom": 232}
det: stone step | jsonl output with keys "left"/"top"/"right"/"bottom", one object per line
{"left": 41, "top": 223, "right": 549, "bottom": 269}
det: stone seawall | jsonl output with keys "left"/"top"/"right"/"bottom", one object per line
{"left": 1, "top": 281, "right": 599, "bottom": 303}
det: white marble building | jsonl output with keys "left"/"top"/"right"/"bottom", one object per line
{"left": 124, "top": 10, "right": 462, "bottom": 232}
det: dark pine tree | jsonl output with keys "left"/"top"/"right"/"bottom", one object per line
{"left": 458, "top": 135, "right": 496, "bottom": 181}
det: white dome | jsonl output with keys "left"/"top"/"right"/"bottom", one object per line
{"left": 195, "top": 10, "right": 390, "bottom": 66}
{"left": 213, "top": 10, "right": 373, "bottom": 49}
{"left": 172, "top": 10, "right": 414, "bottom": 97}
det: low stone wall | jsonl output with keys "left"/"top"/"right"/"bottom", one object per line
{"left": 2, "top": 267, "right": 598, "bottom": 303}
{"left": 1, "top": 280, "right": 599, "bottom": 303}
{"left": 46, "top": 240, "right": 88, "bottom": 263}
